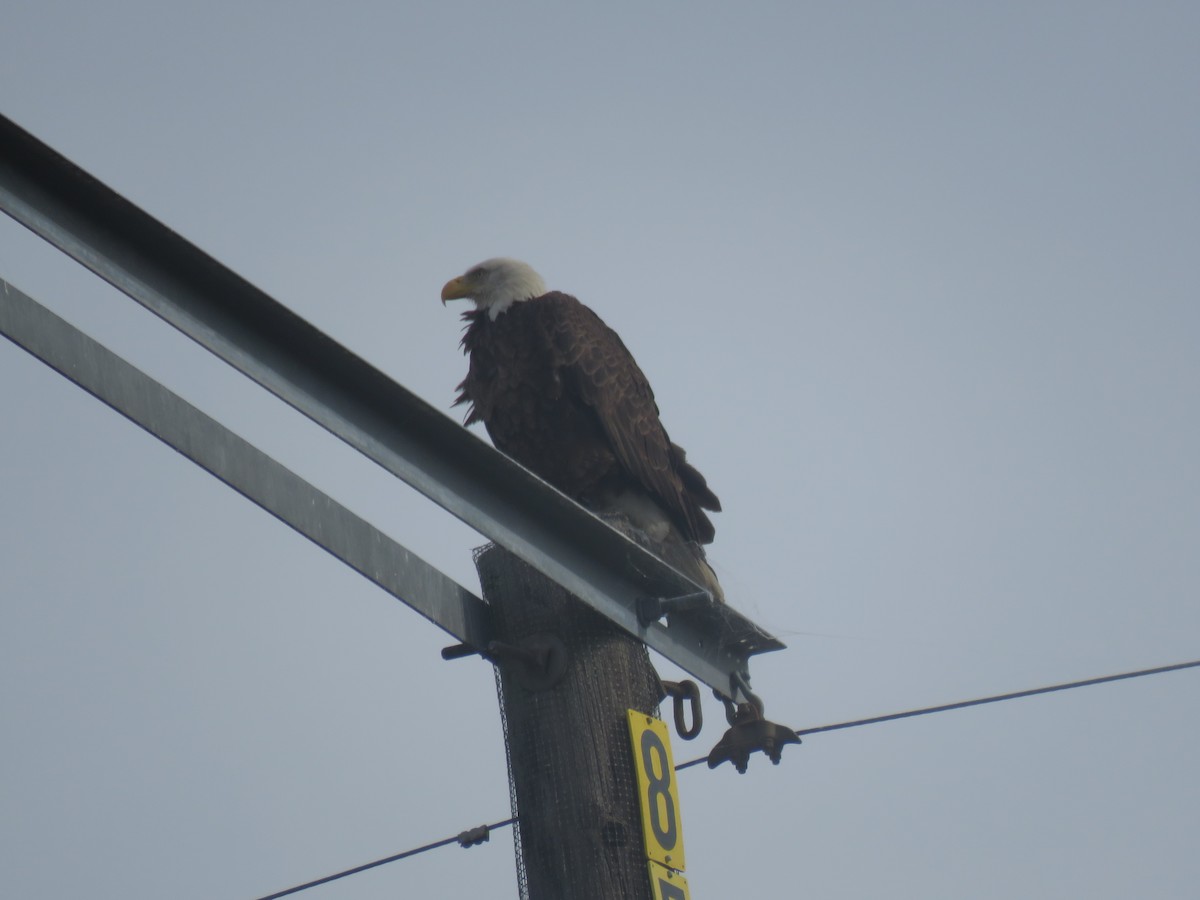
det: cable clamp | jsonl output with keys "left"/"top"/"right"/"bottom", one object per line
{"left": 708, "top": 679, "right": 800, "bottom": 773}
{"left": 456, "top": 824, "right": 491, "bottom": 848}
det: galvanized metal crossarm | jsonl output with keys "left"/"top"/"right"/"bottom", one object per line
{"left": 0, "top": 113, "right": 783, "bottom": 700}
{"left": 1, "top": 278, "right": 491, "bottom": 650}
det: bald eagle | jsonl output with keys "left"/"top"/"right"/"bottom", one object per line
{"left": 442, "top": 258, "right": 722, "bottom": 599}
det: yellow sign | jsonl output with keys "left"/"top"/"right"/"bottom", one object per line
{"left": 627, "top": 710, "right": 686, "bottom": 873}
{"left": 648, "top": 860, "right": 691, "bottom": 899}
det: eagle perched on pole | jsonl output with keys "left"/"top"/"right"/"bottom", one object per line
{"left": 442, "top": 258, "right": 723, "bottom": 600}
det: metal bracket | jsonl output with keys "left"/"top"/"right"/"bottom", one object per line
{"left": 636, "top": 591, "right": 713, "bottom": 626}
{"left": 487, "top": 634, "right": 568, "bottom": 692}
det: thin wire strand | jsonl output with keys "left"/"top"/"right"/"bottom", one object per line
{"left": 251, "top": 659, "right": 1199, "bottom": 895}
{"left": 676, "top": 658, "right": 1200, "bottom": 771}
{"left": 251, "top": 818, "right": 516, "bottom": 900}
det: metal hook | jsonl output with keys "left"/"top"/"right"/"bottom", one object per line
{"left": 661, "top": 679, "right": 703, "bottom": 740}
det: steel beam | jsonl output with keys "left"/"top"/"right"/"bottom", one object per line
{"left": 1, "top": 278, "right": 491, "bottom": 650}
{"left": 0, "top": 113, "right": 782, "bottom": 699}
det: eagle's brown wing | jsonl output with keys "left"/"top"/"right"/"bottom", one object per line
{"left": 538, "top": 293, "right": 720, "bottom": 544}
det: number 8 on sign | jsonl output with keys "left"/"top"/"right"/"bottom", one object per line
{"left": 640, "top": 728, "right": 677, "bottom": 850}
{"left": 627, "top": 711, "right": 686, "bottom": 873}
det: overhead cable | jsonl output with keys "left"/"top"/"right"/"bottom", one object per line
{"left": 251, "top": 659, "right": 1197, "bottom": 895}
{"left": 676, "top": 658, "right": 1200, "bottom": 771}
{"left": 250, "top": 818, "right": 515, "bottom": 900}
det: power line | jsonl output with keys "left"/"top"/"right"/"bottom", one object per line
{"left": 796, "top": 658, "right": 1200, "bottom": 736}
{"left": 250, "top": 818, "right": 515, "bottom": 900}
{"left": 252, "top": 659, "right": 1198, "bottom": 895}
{"left": 676, "top": 658, "right": 1200, "bottom": 771}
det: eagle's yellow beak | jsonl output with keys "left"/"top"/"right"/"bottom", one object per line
{"left": 441, "top": 275, "right": 472, "bottom": 304}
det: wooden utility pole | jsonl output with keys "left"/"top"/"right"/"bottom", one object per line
{"left": 476, "top": 542, "right": 661, "bottom": 900}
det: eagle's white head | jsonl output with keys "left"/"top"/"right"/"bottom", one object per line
{"left": 441, "top": 258, "right": 547, "bottom": 319}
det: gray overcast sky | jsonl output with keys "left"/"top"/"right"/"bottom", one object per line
{"left": 2, "top": 2, "right": 1198, "bottom": 898}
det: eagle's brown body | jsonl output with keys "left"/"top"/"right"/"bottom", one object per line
{"left": 455, "top": 292, "right": 720, "bottom": 545}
